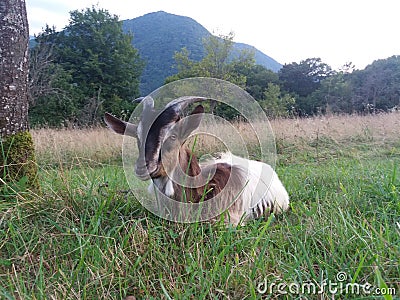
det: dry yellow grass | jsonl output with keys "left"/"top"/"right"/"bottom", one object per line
{"left": 271, "top": 112, "right": 400, "bottom": 144}
{"left": 31, "top": 112, "right": 400, "bottom": 166}
{"left": 32, "top": 127, "right": 123, "bottom": 166}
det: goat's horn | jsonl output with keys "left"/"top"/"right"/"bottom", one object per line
{"left": 166, "top": 96, "right": 211, "bottom": 112}
{"left": 133, "top": 96, "right": 145, "bottom": 103}
{"left": 136, "top": 96, "right": 154, "bottom": 112}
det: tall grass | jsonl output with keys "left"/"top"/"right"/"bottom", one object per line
{"left": 1, "top": 113, "right": 399, "bottom": 299}
{"left": 271, "top": 112, "right": 400, "bottom": 143}
{"left": 32, "top": 127, "right": 123, "bottom": 167}
{"left": 31, "top": 112, "right": 400, "bottom": 166}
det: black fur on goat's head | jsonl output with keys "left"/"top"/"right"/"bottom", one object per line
{"left": 104, "top": 96, "right": 206, "bottom": 180}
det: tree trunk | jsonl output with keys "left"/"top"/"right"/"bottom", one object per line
{"left": 0, "top": 0, "right": 38, "bottom": 191}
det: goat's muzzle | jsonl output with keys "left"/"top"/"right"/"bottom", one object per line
{"left": 135, "top": 163, "right": 165, "bottom": 180}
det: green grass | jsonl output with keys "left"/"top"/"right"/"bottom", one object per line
{"left": 1, "top": 134, "right": 399, "bottom": 299}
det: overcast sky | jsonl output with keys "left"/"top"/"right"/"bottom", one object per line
{"left": 26, "top": 0, "right": 400, "bottom": 70}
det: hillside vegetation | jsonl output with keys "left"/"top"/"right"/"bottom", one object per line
{"left": 123, "top": 11, "right": 282, "bottom": 94}
{"left": 28, "top": 6, "right": 400, "bottom": 128}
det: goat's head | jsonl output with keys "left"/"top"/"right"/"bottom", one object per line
{"left": 104, "top": 96, "right": 206, "bottom": 180}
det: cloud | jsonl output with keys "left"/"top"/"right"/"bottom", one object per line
{"left": 26, "top": 0, "right": 400, "bottom": 69}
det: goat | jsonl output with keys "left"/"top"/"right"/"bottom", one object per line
{"left": 104, "top": 96, "right": 289, "bottom": 225}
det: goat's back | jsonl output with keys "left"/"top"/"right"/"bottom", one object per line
{"left": 206, "top": 152, "right": 290, "bottom": 224}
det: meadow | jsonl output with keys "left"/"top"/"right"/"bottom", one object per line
{"left": 1, "top": 113, "right": 399, "bottom": 299}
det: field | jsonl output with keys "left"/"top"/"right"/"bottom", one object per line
{"left": 1, "top": 113, "right": 399, "bottom": 299}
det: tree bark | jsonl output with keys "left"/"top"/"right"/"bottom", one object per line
{"left": 0, "top": 0, "right": 29, "bottom": 135}
{"left": 0, "top": 0, "right": 38, "bottom": 191}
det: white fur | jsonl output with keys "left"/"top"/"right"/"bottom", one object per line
{"left": 165, "top": 179, "right": 175, "bottom": 197}
{"left": 147, "top": 151, "right": 289, "bottom": 225}
{"left": 147, "top": 181, "right": 155, "bottom": 195}
{"left": 147, "top": 177, "right": 175, "bottom": 197}
{"left": 211, "top": 152, "right": 289, "bottom": 222}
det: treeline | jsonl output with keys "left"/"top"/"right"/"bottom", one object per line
{"left": 28, "top": 6, "right": 400, "bottom": 127}
{"left": 29, "top": 7, "right": 143, "bottom": 127}
{"left": 167, "top": 37, "right": 400, "bottom": 117}
{"left": 281, "top": 56, "right": 400, "bottom": 116}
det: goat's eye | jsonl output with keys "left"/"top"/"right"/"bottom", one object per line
{"left": 170, "top": 134, "right": 177, "bottom": 140}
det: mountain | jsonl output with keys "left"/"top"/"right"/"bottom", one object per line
{"left": 122, "top": 11, "right": 281, "bottom": 95}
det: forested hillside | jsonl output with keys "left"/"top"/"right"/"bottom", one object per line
{"left": 123, "top": 11, "right": 282, "bottom": 94}
{"left": 27, "top": 6, "right": 400, "bottom": 127}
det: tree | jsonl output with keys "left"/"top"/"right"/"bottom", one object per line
{"left": 165, "top": 33, "right": 255, "bottom": 119}
{"left": 307, "top": 56, "right": 400, "bottom": 115}
{"left": 279, "top": 58, "right": 333, "bottom": 98}
{"left": 352, "top": 56, "right": 400, "bottom": 112}
{"left": 232, "top": 64, "right": 279, "bottom": 101}
{"left": 166, "top": 32, "right": 254, "bottom": 88}
{"left": 259, "top": 83, "right": 295, "bottom": 118}
{"left": 29, "top": 6, "right": 144, "bottom": 126}
{"left": 29, "top": 26, "right": 80, "bottom": 126}
{"left": 307, "top": 72, "right": 354, "bottom": 114}
{"left": 0, "top": 0, "right": 38, "bottom": 191}
{"left": 279, "top": 58, "right": 333, "bottom": 115}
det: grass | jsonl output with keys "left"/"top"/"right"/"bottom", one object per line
{"left": 1, "top": 113, "right": 399, "bottom": 299}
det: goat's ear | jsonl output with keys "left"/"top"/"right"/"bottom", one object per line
{"left": 104, "top": 112, "right": 137, "bottom": 137}
{"left": 179, "top": 105, "right": 204, "bottom": 139}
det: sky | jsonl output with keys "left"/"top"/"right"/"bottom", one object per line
{"left": 26, "top": 0, "right": 400, "bottom": 70}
